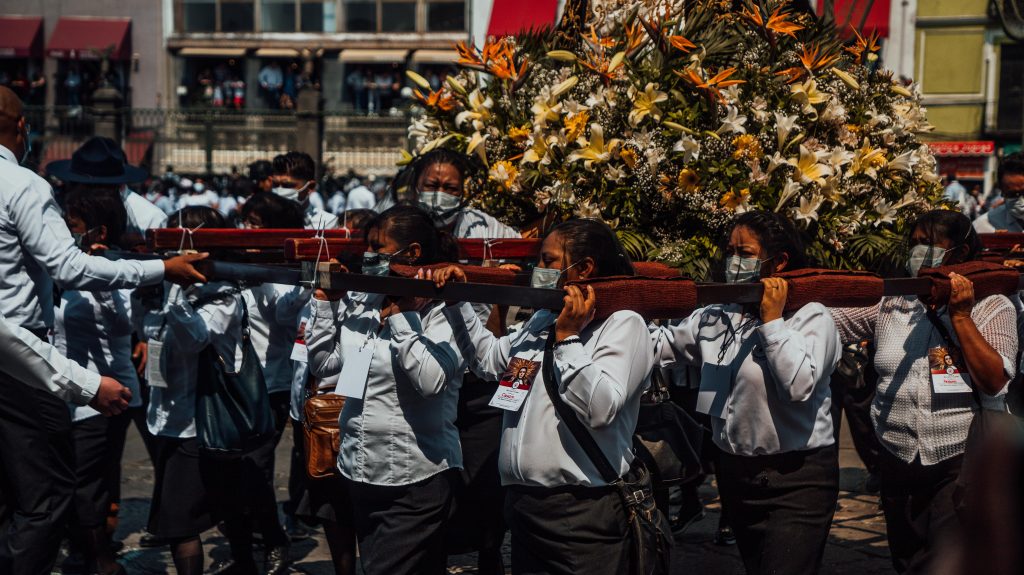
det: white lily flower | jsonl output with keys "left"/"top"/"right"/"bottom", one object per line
{"left": 455, "top": 89, "right": 493, "bottom": 131}
{"left": 774, "top": 179, "right": 802, "bottom": 212}
{"left": 775, "top": 112, "right": 800, "bottom": 150}
{"left": 673, "top": 134, "right": 701, "bottom": 163}
{"left": 716, "top": 105, "right": 748, "bottom": 136}
{"left": 466, "top": 131, "right": 489, "bottom": 164}
{"left": 874, "top": 200, "right": 897, "bottom": 227}
{"left": 792, "top": 194, "right": 825, "bottom": 223}
{"left": 887, "top": 150, "right": 917, "bottom": 173}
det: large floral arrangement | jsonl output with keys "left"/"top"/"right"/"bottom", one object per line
{"left": 404, "top": 0, "right": 943, "bottom": 277}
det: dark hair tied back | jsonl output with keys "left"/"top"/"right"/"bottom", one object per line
{"left": 911, "top": 209, "right": 980, "bottom": 263}
{"left": 548, "top": 219, "right": 635, "bottom": 278}
{"left": 732, "top": 210, "right": 809, "bottom": 271}
{"left": 365, "top": 205, "right": 459, "bottom": 265}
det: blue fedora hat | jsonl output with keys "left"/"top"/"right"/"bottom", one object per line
{"left": 46, "top": 137, "right": 148, "bottom": 185}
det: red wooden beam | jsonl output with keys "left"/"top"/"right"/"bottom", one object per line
{"left": 979, "top": 233, "right": 1024, "bottom": 253}
{"left": 146, "top": 228, "right": 360, "bottom": 251}
{"left": 285, "top": 238, "right": 544, "bottom": 261}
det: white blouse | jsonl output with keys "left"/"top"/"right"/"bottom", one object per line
{"left": 306, "top": 293, "right": 465, "bottom": 486}
{"left": 831, "top": 295, "right": 1017, "bottom": 465}
{"left": 651, "top": 303, "right": 841, "bottom": 457}
{"left": 142, "top": 283, "right": 244, "bottom": 439}
{"left": 54, "top": 288, "right": 142, "bottom": 422}
{"left": 444, "top": 304, "right": 653, "bottom": 488}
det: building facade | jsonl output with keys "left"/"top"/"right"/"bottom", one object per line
{"left": 889, "top": 0, "right": 1023, "bottom": 195}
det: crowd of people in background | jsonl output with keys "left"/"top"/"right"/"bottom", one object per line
{"left": 6, "top": 73, "right": 1024, "bottom": 575}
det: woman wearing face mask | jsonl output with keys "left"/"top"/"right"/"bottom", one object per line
{"left": 651, "top": 210, "right": 842, "bottom": 575}
{"left": 831, "top": 209, "right": 1018, "bottom": 575}
{"left": 306, "top": 205, "right": 465, "bottom": 575}
{"left": 54, "top": 189, "right": 138, "bottom": 575}
{"left": 408, "top": 148, "right": 519, "bottom": 574}
{"left": 270, "top": 151, "right": 338, "bottom": 229}
{"left": 408, "top": 149, "right": 519, "bottom": 240}
{"left": 431, "top": 219, "right": 657, "bottom": 575}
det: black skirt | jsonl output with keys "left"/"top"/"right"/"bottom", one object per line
{"left": 295, "top": 473, "right": 355, "bottom": 525}
{"left": 147, "top": 436, "right": 215, "bottom": 539}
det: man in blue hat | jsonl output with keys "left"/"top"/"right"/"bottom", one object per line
{"left": 46, "top": 136, "right": 167, "bottom": 248}
{"left": 0, "top": 86, "right": 206, "bottom": 575}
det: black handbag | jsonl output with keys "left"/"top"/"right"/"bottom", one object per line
{"left": 542, "top": 331, "right": 672, "bottom": 575}
{"left": 922, "top": 308, "right": 1021, "bottom": 516}
{"left": 634, "top": 369, "right": 704, "bottom": 487}
{"left": 196, "top": 296, "right": 275, "bottom": 458}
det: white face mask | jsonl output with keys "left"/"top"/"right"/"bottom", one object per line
{"left": 418, "top": 190, "right": 462, "bottom": 225}
{"left": 1007, "top": 196, "right": 1024, "bottom": 221}
{"left": 272, "top": 181, "right": 311, "bottom": 203}
{"left": 72, "top": 227, "right": 101, "bottom": 250}
{"left": 906, "top": 244, "right": 950, "bottom": 277}
{"left": 724, "top": 256, "right": 766, "bottom": 284}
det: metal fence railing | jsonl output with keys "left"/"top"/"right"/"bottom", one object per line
{"left": 25, "top": 106, "right": 410, "bottom": 177}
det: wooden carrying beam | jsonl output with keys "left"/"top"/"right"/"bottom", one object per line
{"left": 186, "top": 261, "right": 1021, "bottom": 322}
{"left": 284, "top": 238, "right": 544, "bottom": 261}
{"left": 978, "top": 233, "right": 1024, "bottom": 253}
{"left": 146, "top": 229, "right": 360, "bottom": 251}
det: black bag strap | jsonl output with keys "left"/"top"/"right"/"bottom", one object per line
{"left": 922, "top": 307, "right": 981, "bottom": 405}
{"left": 541, "top": 329, "right": 621, "bottom": 484}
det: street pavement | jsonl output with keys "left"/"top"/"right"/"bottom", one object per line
{"left": 56, "top": 419, "right": 895, "bottom": 574}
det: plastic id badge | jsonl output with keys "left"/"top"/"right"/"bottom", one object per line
{"left": 489, "top": 357, "right": 542, "bottom": 411}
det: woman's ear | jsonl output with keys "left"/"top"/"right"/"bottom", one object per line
{"left": 577, "top": 257, "right": 597, "bottom": 280}
{"left": 96, "top": 225, "right": 109, "bottom": 244}
{"left": 406, "top": 242, "right": 422, "bottom": 260}
{"left": 773, "top": 252, "right": 790, "bottom": 274}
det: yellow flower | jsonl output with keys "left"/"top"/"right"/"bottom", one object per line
{"left": 850, "top": 139, "right": 888, "bottom": 179}
{"left": 455, "top": 89, "right": 493, "bottom": 130}
{"left": 489, "top": 161, "right": 519, "bottom": 191}
{"left": 628, "top": 83, "right": 668, "bottom": 127}
{"left": 788, "top": 145, "right": 833, "bottom": 186}
{"left": 677, "top": 168, "right": 700, "bottom": 193}
{"left": 567, "top": 124, "right": 621, "bottom": 169}
{"left": 619, "top": 148, "right": 638, "bottom": 169}
{"left": 564, "top": 111, "right": 590, "bottom": 142}
{"left": 720, "top": 188, "right": 751, "bottom": 211}
{"left": 508, "top": 125, "right": 531, "bottom": 143}
{"left": 731, "top": 134, "right": 763, "bottom": 161}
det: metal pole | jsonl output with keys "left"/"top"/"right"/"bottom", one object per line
{"left": 204, "top": 110, "right": 214, "bottom": 176}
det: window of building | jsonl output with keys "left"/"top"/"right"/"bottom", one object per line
{"left": 222, "top": 0, "right": 255, "bottom": 31}
{"left": 344, "top": 0, "right": 377, "bottom": 31}
{"left": 262, "top": 0, "right": 297, "bottom": 31}
{"left": 176, "top": 0, "right": 467, "bottom": 33}
{"left": 381, "top": 0, "right": 416, "bottom": 32}
{"left": 301, "top": 1, "right": 336, "bottom": 32}
{"left": 997, "top": 43, "right": 1023, "bottom": 135}
{"left": 183, "top": 0, "right": 217, "bottom": 32}
{"left": 426, "top": 0, "right": 464, "bottom": 32}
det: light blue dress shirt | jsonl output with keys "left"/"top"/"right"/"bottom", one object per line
{"left": 306, "top": 293, "right": 465, "bottom": 486}
{"left": 0, "top": 145, "right": 164, "bottom": 330}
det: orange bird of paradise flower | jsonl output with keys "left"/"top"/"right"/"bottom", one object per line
{"left": 414, "top": 88, "right": 455, "bottom": 112}
{"left": 455, "top": 38, "right": 526, "bottom": 82}
{"left": 676, "top": 67, "right": 745, "bottom": 103}
{"left": 776, "top": 42, "right": 839, "bottom": 84}
{"left": 845, "top": 29, "right": 881, "bottom": 64}
{"left": 741, "top": 4, "right": 804, "bottom": 39}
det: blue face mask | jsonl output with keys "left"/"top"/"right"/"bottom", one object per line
{"left": 724, "top": 256, "right": 767, "bottom": 284}
{"left": 361, "top": 247, "right": 408, "bottom": 276}
{"left": 1007, "top": 196, "right": 1024, "bottom": 221}
{"left": 530, "top": 260, "right": 583, "bottom": 289}
{"left": 906, "top": 244, "right": 949, "bottom": 277}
